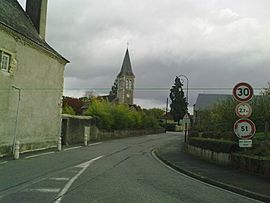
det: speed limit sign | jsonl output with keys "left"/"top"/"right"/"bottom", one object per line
{"left": 233, "top": 82, "right": 254, "bottom": 102}
{"left": 234, "top": 118, "right": 256, "bottom": 139}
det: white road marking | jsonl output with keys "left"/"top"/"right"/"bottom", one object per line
{"left": 28, "top": 188, "right": 60, "bottom": 193}
{"left": 25, "top": 152, "right": 55, "bottom": 159}
{"left": 88, "top": 142, "right": 102, "bottom": 146}
{"left": 151, "top": 150, "right": 262, "bottom": 203}
{"left": 49, "top": 178, "right": 70, "bottom": 181}
{"left": 54, "top": 155, "right": 104, "bottom": 203}
{"left": 64, "top": 146, "right": 82, "bottom": 151}
{"left": 0, "top": 161, "right": 8, "bottom": 165}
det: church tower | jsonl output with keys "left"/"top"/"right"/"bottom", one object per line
{"left": 116, "top": 49, "right": 135, "bottom": 105}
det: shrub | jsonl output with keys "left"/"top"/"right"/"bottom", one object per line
{"left": 188, "top": 137, "right": 238, "bottom": 153}
{"left": 62, "top": 104, "right": 75, "bottom": 115}
{"left": 165, "top": 123, "right": 176, "bottom": 131}
{"left": 84, "top": 99, "right": 161, "bottom": 130}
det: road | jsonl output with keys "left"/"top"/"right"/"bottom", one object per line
{"left": 0, "top": 133, "right": 260, "bottom": 203}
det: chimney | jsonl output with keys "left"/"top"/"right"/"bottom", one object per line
{"left": 26, "top": 0, "right": 48, "bottom": 40}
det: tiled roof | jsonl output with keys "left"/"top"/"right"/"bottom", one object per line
{"left": 0, "top": 0, "right": 68, "bottom": 62}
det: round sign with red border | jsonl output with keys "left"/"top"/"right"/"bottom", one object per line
{"left": 234, "top": 118, "right": 256, "bottom": 139}
{"left": 235, "top": 103, "right": 252, "bottom": 118}
{"left": 233, "top": 82, "right": 254, "bottom": 102}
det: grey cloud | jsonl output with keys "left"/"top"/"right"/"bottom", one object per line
{"left": 17, "top": 0, "right": 270, "bottom": 109}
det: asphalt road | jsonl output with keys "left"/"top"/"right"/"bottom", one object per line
{"left": 0, "top": 133, "right": 260, "bottom": 203}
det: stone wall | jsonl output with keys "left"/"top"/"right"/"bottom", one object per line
{"left": 185, "top": 144, "right": 270, "bottom": 177}
{"left": 185, "top": 144, "right": 231, "bottom": 165}
{"left": 62, "top": 114, "right": 92, "bottom": 145}
{"left": 90, "top": 128, "right": 164, "bottom": 142}
{"left": 62, "top": 115, "right": 165, "bottom": 145}
{"left": 231, "top": 153, "right": 270, "bottom": 177}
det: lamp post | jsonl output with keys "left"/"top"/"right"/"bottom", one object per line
{"left": 178, "top": 74, "right": 189, "bottom": 105}
{"left": 178, "top": 75, "right": 189, "bottom": 143}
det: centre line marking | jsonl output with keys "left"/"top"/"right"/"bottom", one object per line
{"left": 64, "top": 146, "right": 82, "bottom": 151}
{"left": 0, "top": 161, "right": 8, "bottom": 165}
{"left": 54, "top": 155, "right": 104, "bottom": 203}
{"left": 25, "top": 152, "right": 55, "bottom": 159}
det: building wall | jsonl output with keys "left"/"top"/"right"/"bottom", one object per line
{"left": 0, "top": 27, "right": 66, "bottom": 155}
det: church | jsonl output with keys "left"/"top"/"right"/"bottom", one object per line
{"left": 108, "top": 48, "right": 135, "bottom": 105}
{"left": 116, "top": 48, "right": 135, "bottom": 105}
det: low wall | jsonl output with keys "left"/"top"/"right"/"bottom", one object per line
{"left": 185, "top": 144, "right": 270, "bottom": 177}
{"left": 231, "top": 153, "right": 270, "bottom": 177}
{"left": 90, "top": 128, "right": 164, "bottom": 141}
{"left": 185, "top": 144, "right": 231, "bottom": 165}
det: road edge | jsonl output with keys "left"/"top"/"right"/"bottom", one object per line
{"left": 152, "top": 148, "right": 270, "bottom": 203}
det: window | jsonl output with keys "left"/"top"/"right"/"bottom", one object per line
{"left": 126, "top": 79, "right": 129, "bottom": 89}
{"left": 0, "top": 51, "right": 11, "bottom": 72}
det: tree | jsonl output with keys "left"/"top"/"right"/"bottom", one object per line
{"left": 108, "top": 80, "right": 118, "bottom": 102}
{"left": 261, "top": 82, "right": 270, "bottom": 96}
{"left": 169, "top": 76, "right": 188, "bottom": 124}
{"left": 62, "top": 96, "right": 85, "bottom": 115}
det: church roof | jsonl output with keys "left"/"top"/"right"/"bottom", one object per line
{"left": 117, "top": 49, "right": 135, "bottom": 77}
{"left": 0, "top": 0, "right": 68, "bottom": 63}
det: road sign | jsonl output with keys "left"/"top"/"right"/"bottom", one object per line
{"left": 235, "top": 102, "right": 252, "bottom": 118}
{"left": 239, "top": 139, "right": 252, "bottom": 148}
{"left": 234, "top": 119, "right": 256, "bottom": 139}
{"left": 233, "top": 82, "right": 254, "bottom": 102}
{"left": 182, "top": 113, "right": 190, "bottom": 124}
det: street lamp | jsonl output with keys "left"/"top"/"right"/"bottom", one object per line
{"left": 178, "top": 74, "right": 189, "bottom": 105}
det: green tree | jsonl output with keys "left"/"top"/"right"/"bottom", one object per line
{"left": 261, "top": 82, "right": 270, "bottom": 96}
{"left": 108, "top": 80, "right": 118, "bottom": 102}
{"left": 169, "top": 76, "right": 188, "bottom": 124}
{"left": 62, "top": 103, "right": 75, "bottom": 115}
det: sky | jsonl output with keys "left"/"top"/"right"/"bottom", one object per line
{"left": 18, "top": 0, "right": 270, "bottom": 111}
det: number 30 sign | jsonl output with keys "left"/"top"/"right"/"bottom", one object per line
{"left": 233, "top": 82, "right": 254, "bottom": 102}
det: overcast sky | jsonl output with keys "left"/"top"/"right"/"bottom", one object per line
{"left": 18, "top": 0, "right": 270, "bottom": 110}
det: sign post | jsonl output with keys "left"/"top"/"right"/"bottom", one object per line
{"left": 232, "top": 82, "right": 255, "bottom": 148}
{"left": 183, "top": 113, "right": 190, "bottom": 143}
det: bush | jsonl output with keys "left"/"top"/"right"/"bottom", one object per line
{"left": 188, "top": 137, "right": 238, "bottom": 153}
{"left": 84, "top": 99, "right": 161, "bottom": 130}
{"left": 165, "top": 123, "right": 176, "bottom": 131}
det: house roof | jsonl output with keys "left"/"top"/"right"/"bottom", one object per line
{"left": 0, "top": 0, "right": 68, "bottom": 63}
{"left": 194, "top": 94, "right": 232, "bottom": 111}
{"left": 117, "top": 49, "right": 135, "bottom": 77}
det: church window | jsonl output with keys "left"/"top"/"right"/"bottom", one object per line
{"left": 126, "top": 79, "right": 129, "bottom": 89}
{"left": 128, "top": 80, "right": 132, "bottom": 90}
{"left": 0, "top": 51, "right": 11, "bottom": 72}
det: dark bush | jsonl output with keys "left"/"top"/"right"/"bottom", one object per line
{"left": 188, "top": 130, "right": 199, "bottom": 137}
{"left": 189, "top": 137, "right": 238, "bottom": 153}
{"left": 165, "top": 123, "right": 176, "bottom": 131}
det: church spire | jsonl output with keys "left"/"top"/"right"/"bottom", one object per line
{"left": 117, "top": 49, "right": 135, "bottom": 77}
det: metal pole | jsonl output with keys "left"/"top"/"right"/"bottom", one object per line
{"left": 165, "top": 97, "right": 168, "bottom": 132}
{"left": 179, "top": 75, "right": 189, "bottom": 105}
{"left": 12, "top": 86, "right": 21, "bottom": 154}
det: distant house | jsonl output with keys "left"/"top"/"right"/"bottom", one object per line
{"left": 0, "top": 0, "right": 69, "bottom": 156}
{"left": 193, "top": 94, "right": 231, "bottom": 125}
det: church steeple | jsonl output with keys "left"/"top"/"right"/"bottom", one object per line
{"left": 117, "top": 49, "right": 135, "bottom": 77}
{"left": 116, "top": 48, "right": 135, "bottom": 105}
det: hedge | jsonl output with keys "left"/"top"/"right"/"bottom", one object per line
{"left": 188, "top": 137, "right": 238, "bottom": 153}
